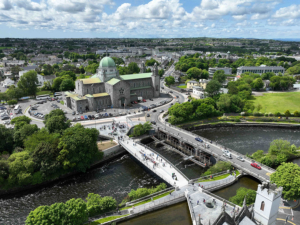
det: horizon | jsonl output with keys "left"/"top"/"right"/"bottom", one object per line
{"left": 0, "top": 0, "right": 299, "bottom": 39}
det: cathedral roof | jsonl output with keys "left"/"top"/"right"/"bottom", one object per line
{"left": 80, "top": 77, "right": 102, "bottom": 84}
{"left": 120, "top": 73, "right": 152, "bottom": 80}
{"left": 107, "top": 78, "right": 121, "bottom": 85}
{"left": 99, "top": 57, "right": 116, "bottom": 68}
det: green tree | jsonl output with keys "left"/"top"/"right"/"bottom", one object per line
{"left": 52, "top": 77, "right": 63, "bottom": 92}
{"left": 284, "top": 110, "right": 291, "bottom": 118}
{"left": 0, "top": 124, "right": 14, "bottom": 154}
{"left": 11, "top": 115, "right": 31, "bottom": 130}
{"left": 14, "top": 124, "right": 39, "bottom": 148}
{"left": 7, "top": 99, "right": 17, "bottom": 106}
{"left": 229, "top": 187, "right": 256, "bottom": 206}
{"left": 252, "top": 78, "right": 264, "bottom": 90}
{"left": 60, "top": 79, "right": 75, "bottom": 91}
{"left": 24, "top": 129, "right": 60, "bottom": 152}
{"left": 186, "top": 67, "right": 202, "bottom": 79}
{"left": 213, "top": 70, "right": 226, "bottom": 83}
{"left": 216, "top": 94, "right": 231, "bottom": 112}
{"left": 57, "top": 124, "right": 100, "bottom": 172}
{"left": 132, "top": 124, "right": 145, "bottom": 137}
{"left": 44, "top": 109, "right": 71, "bottom": 134}
{"left": 294, "top": 111, "right": 300, "bottom": 117}
{"left": 205, "top": 80, "right": 221, "bottom": 97}
{"left": 128, "top": 62, "right": 140, "bottom": 74}
{"left": 17, "top": 71, "right": 38, "bottom": 97}
{"left": 158, "top": 69, "right": 165, "bottom": 77}
{"left": 6, "top": 85, "right": 24, "bottom": 100}
{"left": 270, "top": 162, "right": 300, "bottom": 200}
{"left": 86, "top": 193, "right": 117, "bottom": 216}
{"left": 164, "top": 76, "right": 175, "bottom": 86}
{"left": 143, "top": 121, "right": 152, "bottom": 133}
{"left": 145, "top": 58, "right": 159, "bottom": 66}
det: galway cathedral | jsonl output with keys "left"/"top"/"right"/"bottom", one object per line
{"left": 63, "top": 57, "right": 160, "bottom": 112}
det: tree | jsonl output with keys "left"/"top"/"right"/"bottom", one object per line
{"left": 229, "top": 187, "right": 256, "bottom": 206}
{"left": 0, "top": 124, "right": 14, "bottom": 154}
{"left": 11, "top": 66, "right": 21, "bottom": 80}
{"left": 14, "top": 124, "right": 39, "bottom": 148}
{"left": 294, "top": 111, "right": 300, "bottom": 117}
{"left": 52, "top": 77, "right": 63, "bottom": 92}
{"left": 145, "top": 58, "right": 159, "bottom": 66}
{"left": 127, "top": 62, "right": 140, "bottom": 74}
{"left": 11, "top": 115, "right": 31, "bottom": 130}
{"left": 270, "top": 162, "right": 300, "bottom": 200}
{"left": 143, "top": 122, "right": 152, "bottom": 133}
{"left": 158, "top": 69, "right": 165, "bottom": 77}
{"left": 186, "top": 67, "right": 202, "bottom": 79}
{"left": 217, "top": 94, "right": 231, "bottom": 112}
{"left": 17, "top": 70, "right": 38, "bottom": 97}
{"left": 24, "top": 129, "right": 60, "bottom": 152}
{"left": 284, "top": 110, "right": 291, "bottom": 118}
{"left": 213, "top": 70, "right": 226, "bottom": 84}
{"left": 164, "top": 76, "right": 175, "bottom": 86}
{"left": 7, "top": 99, "right": 17, "bottom": 106}
{"left": 57, "top": 124, "right": 100, "bottom": 172}
{"left": 44, "top": 109, "right": 71, "bottom": 134}
{"left": 6, "top": 85, "right": 24, "bottom": 100}
{"left": 25, "top": 198, "right": 88, "bottom": 225}
{"left": 205, "top": 80, "right": 221, "bottom": 97}
{"left": 60, "top": 79, "right": 75, "bottom": 91}
{"left": 252, "top": 78, "right": 264, "bottom": 90}
{"left": 86, "top": 193, "right": 117, "bottom": 216}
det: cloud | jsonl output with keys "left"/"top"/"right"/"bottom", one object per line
{"left": 0, "top": 0, "right": 12, "bottom": 10}
{"left": 273, "top": 4, "right": 300, "bottom": 19}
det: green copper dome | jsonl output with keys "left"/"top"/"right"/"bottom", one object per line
{"left": 99, "top": 57, "right": 116, "bottom": 68}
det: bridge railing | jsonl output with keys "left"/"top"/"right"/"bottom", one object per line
{"left": 138, "top": 143, "right": 190, "bottom": 182}
{"left": 158, "top": 123, "right": 276, "bottom": 174}
{"left": 202, "top": 189, "right": 238, "bottom": 208}
{"left": 200, "top": 176, "right": 235, "bottom": 189}
{"left": 186, "top": 193, "right": 198, "bottom": 225}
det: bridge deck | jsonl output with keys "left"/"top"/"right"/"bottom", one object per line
{"left": 120, "top": 139, "right": 189, "bottom": 187}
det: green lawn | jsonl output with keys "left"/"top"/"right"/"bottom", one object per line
{"left": 198, "top": 170, "right": 240, "bottom": 183}
{"left": 120, "top": 191, "right": 173, "bottom": 210}
{"left": 0, "top": 47, "right": 14, "bottom": 50}
{"left": 90, "top": 214, "right": 129, "bottom": 225}
{"left": 177, "top": 85, "right": 187, "bottom": 89}
{"left": 36, "top": 90, "right": 52, "bottom": 96}
{"left": 249, "top": 92, "right": 300, "bottom": 113}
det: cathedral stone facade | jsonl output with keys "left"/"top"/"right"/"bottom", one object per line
{"left": 63, "top": 57, "right": 160, "bottom": 112}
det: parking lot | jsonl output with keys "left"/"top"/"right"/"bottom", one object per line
{"left": 1, "top": 92, "right": 173, "bottom": 127}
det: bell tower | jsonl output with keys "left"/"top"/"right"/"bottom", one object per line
{"left": 152, "top": 63, "right": 160, "bottom": 98}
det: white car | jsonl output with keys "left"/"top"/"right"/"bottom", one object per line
{"left": 95, "top": 114, "right": 99, "bottom": 119}
{"left": 237, "top": 156, "right": 245, "bottom": 162}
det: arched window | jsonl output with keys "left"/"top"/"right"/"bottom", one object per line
{"left": 260, "top": 201, "right": 265, "bottom": 211}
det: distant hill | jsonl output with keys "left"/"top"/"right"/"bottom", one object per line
{"left": 273, "top": 38, "right": 300, "bottom": 42}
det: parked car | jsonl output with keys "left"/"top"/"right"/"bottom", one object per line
{"left": 142, "top": 99, "right": 146, "bottom": 102}
{"left": 77, "top": 116, "right": 81, "bottom": 120}
{"left": 171, "top": 103, "right": 173, "bottom": 105}
{"left": 91, "top": 115, "right": 95, "bottom": 119}
{"left": 147, "top": 114, "right": 150, "bottom": 117}
{"left": 237, "top": 156, "right": 245, "bottom": 162}
{"left": 151, "top": 121, "right": 156, "bottom": 125}
{"left": 149, "top": 98, "right": 153, "bottom": 101}
{"left": 84, "top": 115, "right": 88, "bottom": 120}
{"left": 37, "top": 101, "right": 43, "bottom": 104}
{"left": 223, "top": 152, "right": 232, "bottom": 159}
{"left": 88, "top": 115, "right": 92, "bottom": 120}
{"left": 72, "top": 111, "right": 75, "bottom": 115}
{"left": 251, "top": 163, "right": 261, "bottom": 170}
{"left": 153, "top": 109, "right": 157, "bottom": 112}
{"left": 95, "top": 114, "right": 99, "bottom": 119}
{"left": 73, "top": 117, "right": 76, "bottom": 121}
{"left": 195, "top": 137, "right": 203, "bottom": 143}
{"left": 161, "top": 87, "right": 164, "bottom": 89}
{"left": 134, "top": 101, "right": 138, "bottom": 104}
{"left": 1, "top": 116, "right": 10, "bottom": 120}
{"left": 81, "top": 116, "right": 84, "bottom": 120}
{"left": 170, "top": 91, "right": 173, "bottom": 93}
{"left": 160, "top": 110, "right": 164, "bottom": 113}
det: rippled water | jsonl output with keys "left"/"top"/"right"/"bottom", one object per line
{"left": 195, "top": 127, "right": 300, "bottom": 155}
{"left": 0, "top": 155, "right": 166, "bottom": 225}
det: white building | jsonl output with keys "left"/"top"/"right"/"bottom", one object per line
{"left": 237, "top": 65, "right": 285, "bottom": 76}
{"left": 254, "top": 182, "right": 282, "bottom": 225}
{"left": 2, "top": 78, "right": 15, "bottom": 87}
{"left": 191, "top": 86, "right": 205, "bottom": 99}
{"left": 209, "top": 67, "right": 232, "bottom": 76}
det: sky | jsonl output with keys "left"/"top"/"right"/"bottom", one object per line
{"left": 0, "top": 0, "right": 300, "bottom": 39}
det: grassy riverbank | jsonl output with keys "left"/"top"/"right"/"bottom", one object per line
{"left": 198, "top": 170, "right": 240, "bottom": 183}
{"left": 90, "top": 214, "right": 130, "bottom": 225}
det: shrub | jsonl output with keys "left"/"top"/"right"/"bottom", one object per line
{"left": 284, "top": 110, "right": 291, "bottom": 117}
{"left": 234, "top": 118, "right": 241, "bottom": 122}
{"left": 253, "top": 112, "right": 262, "bottom": 116}
{"left": 203, "top": 161, "right": 232, "bottom": 176}
{"left": 229, "top": 188, "right": 256, "bottom": 206}
{"left": 268, "top": 112, "right": 274, "bottom": 117}
{"left": 294, "top": 111, "right": 300, "bottom": 117}
{"left": 264, "top": 113, "right": 268, "bottom": 117}
{"left": 274, "top": 112, "right": 281, "bottom": 117}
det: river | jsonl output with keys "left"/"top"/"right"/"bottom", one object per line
{"left": 1, "top": 127, "right": 300, "bottom": 224}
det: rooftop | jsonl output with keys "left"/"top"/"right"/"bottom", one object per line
{"left": 106, "top": 78, "right": 121, "bottom": 85}
{"left": 120, "top": 73, "right": 152, "bottom": 80}
{"left": 93, "top": 93, "right": 110, "bottom": 98}
{"left": 80, "top": 77, "right": 102, "bottom": 84}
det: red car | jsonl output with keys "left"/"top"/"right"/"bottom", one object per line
{"left": 251, "top": 163, "right": 261, "bottom": 170}
{"left": 81, "top": 116, "right": 84, "bottom": 120}
{"left": 142, "top": 99, "right": 146, "bottom": 102}
{"left": 134, "top": 101, "right": 138, "bottom": 104}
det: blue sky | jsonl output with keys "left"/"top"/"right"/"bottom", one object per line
{"left": 0, "top": 0, "right": 300, "bottom": 38}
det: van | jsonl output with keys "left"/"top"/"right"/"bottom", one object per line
{"left": 223, "top": 152, "right": 232, "bottom": 159}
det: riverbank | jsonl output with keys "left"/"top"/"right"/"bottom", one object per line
{"left": 0, "top": 145, "right": 126, "bottom": 198}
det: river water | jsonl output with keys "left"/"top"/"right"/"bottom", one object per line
{"left": 1, "top": 127, "right": 300, "bottom": 224}
{"left": 194, "top": 127, "right": 300, "bottom": 155}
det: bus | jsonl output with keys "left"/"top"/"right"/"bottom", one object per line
{"left": 54, "top": 92, "right": 63, "bottom": 97}
{"left": 36, "top": 94, "right": 50, "bottom": 100}
{"left": 14, "top": 105, "right": 21, "bottom": 113}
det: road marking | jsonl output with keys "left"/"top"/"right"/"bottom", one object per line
{"left": 266, "top": 172, "right": 271, "bottom": 176}
{"left": 276, "top": 218, "right": 296, "bottom": 225}
{"left": 280, "top": 206, "right": 291, "bottom": 209}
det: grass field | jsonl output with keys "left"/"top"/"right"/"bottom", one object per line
{"left": 91, "top": 214, "right": 129, "bottom": 225}
{"left": 198, "top": 170, "right": 240, "bottom": 183}
{"left": 0, "top": 47, "right": 13, "bottom": 50}
{"left": 177, "top": 85, "right": 187, "bottom": 89}
{"left": 249, "top": 92, "right": 300, "bottom": 113}
{"left": 36, "top": 90, "right": 52, "bottom": 96}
